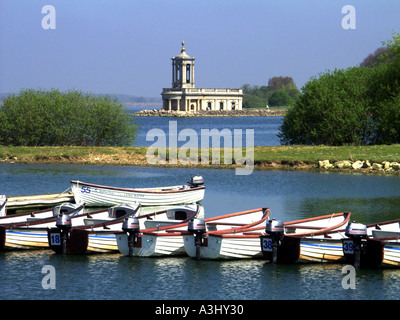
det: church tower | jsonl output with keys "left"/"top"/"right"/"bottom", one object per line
{"left": 171, "top": 41, "right": 195, "bottom": 89}
{"left": 161, "top": 41, "right": 242, "bottom": 112}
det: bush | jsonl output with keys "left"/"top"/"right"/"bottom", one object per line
{"left": 268, "top": 89, "right": 292, "bottom": 106}
{"left": 279, "top": 32, "right": 400, "bottom": 146}
{"left": 278, "top": 67, "right": 375, "bottom": 145}
{"left": 242, "top": 94, "right": 268, "bottom": 109}
{"left": 0, "top": 89, "right": 137, "bottom": 146}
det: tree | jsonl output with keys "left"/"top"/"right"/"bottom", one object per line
{"left": 242, "top": 94, "right": 267, "bottom": 109}
{"left": 241, "top": 77, "right": 300, "bottom": 108}
{"left": 268, "top": 76, "right": 296, "bottom": 91}
{"left": 0, "top": 89, "right": 137, "bottom": 146}
{"left": 368, "top": 32, "right": 400, "bottom": 144}
{"left": 278, "top": 67, "right": 375, "bottom": 145}
{"left": 360, "top": 47, "right": 390, "bottom": 67}
{"left": 278, "top": 31, "right": 400, "bottom": 146}
{"left": 268, "top": 89, "right": 292, "bottom": 106}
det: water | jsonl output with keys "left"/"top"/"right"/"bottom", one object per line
{"left": 1, "top": 163, "right": 400, "bottom": 300}
{"left": 132, "top": 116, "right": 283, "bottom": 147}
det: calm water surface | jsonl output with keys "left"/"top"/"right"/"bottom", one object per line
{"left": 133, "top": 116, "right": 283, "bottom": 147}
{"left": 1, "top": 163, "right": 400, "bottom": 300}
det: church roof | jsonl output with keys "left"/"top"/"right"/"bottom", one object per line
{"left": 174, "top": 41, "right": 194, "bottom": 60}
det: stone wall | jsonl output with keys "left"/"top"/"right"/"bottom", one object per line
{"left": 134, "top": 109, "right": 286, "bottom": 117}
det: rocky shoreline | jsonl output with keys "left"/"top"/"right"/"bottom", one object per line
{"left": 133, "top": 109, "right": 286, "bottom": 117}
{"left": 3, "top": 155, "right": 400, "bottom": 175}
{"left": 318, "top": 159, "right": 400, "bottom": 172}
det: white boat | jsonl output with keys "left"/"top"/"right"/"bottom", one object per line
{"left": 341, "top": 218, "right": 400, "bottom": 268}
{"left": 0, "top": 203, "right": 85, "bottom": 250}
{"left": 182, "top": 207, "right": 270, "bottom": 260}
{"left": 70, "top": 176, "right": 205, "bottom": 207}
{"left": 260, "top": 212, "right": 351, "bottom": 263}
{"left": 0, "top": 195, "right": 7, "bottom": 217}
{"left": 0, "top": 202, "right": 81, "bottom": 225}
{"left": 49, "top": 204, "right": 201, "bottom": 254}
{"left": 116, "top": 205, "right": 206, "bottom": 257}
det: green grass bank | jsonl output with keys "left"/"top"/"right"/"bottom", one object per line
{"left": 1, "top": 144, "right": 400, "bottom": 174}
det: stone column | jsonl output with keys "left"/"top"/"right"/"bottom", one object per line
{"left": 182, "top": 63, "right": 186, "bottom": 85}
{"left": 192, "top": 64, "right": 195, "bottom": 87}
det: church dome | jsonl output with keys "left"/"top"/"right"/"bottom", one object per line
{"left": 174, "top": 41, "right": 194, "bottom": 60}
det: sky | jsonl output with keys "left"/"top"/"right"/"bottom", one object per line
{"left": 1, "top": 0, "right": 400, "bottom": 99}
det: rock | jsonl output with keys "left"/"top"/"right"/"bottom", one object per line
{"left": 391, "top": 162, "right": 400, "bottom": 170}
{"left": 334, "top": 160, "right": 352, "bottom": 169}
{"left": 363, "top": 160, "right": 372, "bottom": 168}
{"left": 352, "top": 160, "right": 364, "bottom": 170}
{"left": 383, "top": 161, "right": 391, "bottom": 170}
{"left": 372, "top": 163, "right": 383, "bottom": 170}
{"left": 318, "top": 160, "right": 333, "bottom": 169}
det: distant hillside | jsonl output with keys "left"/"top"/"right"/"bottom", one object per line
{"left": 109, "top": 94, "right": 161, "bottom": 104}
{"left": 0, "top": 92, "right": 162, "bottom": 105}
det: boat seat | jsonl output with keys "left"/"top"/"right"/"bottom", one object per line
{"left": 84, "top": 219, "right": 110, "bottom": 225}
{"left": 207, "top": 222, "right": 247, "bottom": 226}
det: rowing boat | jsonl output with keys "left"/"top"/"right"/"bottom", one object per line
{"left": 116, "top": 207, "right": 269, "bottom": 258}
{"left": 182, "top": 208, "right": 270, "bottom": 260}
{"left": 341, "top": 218, "right": 400, "bottom": 268}
{"left": 70, "top": 176, "right": 205, "bottom": 207}
{"left": 115, "top": 204, "right": 204, "bottom": 257}
{"left": 0, "top": 195, "right": 7, "bottom": 217}
{"left": 0, "top": 202, "right": 80, "bottom": 225}
{"left": 0, "top": 203, "right": 85, "bottom": 250}
{"left": 48, "top": 204, "right": 201, "bottom": 254}
{"left": 260, "top": 212, "right": 351, "bottom": 263}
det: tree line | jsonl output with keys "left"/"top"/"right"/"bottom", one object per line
{"left": 242, "top": 76, "right": 301, "bottom": 108}
{"left": 0, "top": 89, "right": 137, "bottom": 146}
{"left": 279, "top": 32, "right": 400, "bottom": 146}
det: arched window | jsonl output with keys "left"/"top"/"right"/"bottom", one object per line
{"left": 220, "top": 102, "right": 224, "bottom": 110}
{"left": 177, "top": 65, "right": 181, "bottom": 81}
{"left": 186, "top": 65, "right": 191, "bottom": 83}
{"left": 207, "top": 102, "right": 212, "bottom": 110}
{"left": 232, "top": 102, "right": 236, "bottom": 110}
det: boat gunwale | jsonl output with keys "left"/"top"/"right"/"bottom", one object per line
{"left": 85, "top": 205, "right": 199, "bottom": 234}
{"left": 0, "top": 206, "right": 56, "bottom": 221}
{"left": 116, "top": 207, "right": 270, "bottom": 237}
{"left": 284, "top": 212, "right": 351, "bottom": 238}
{"left": 213, "top": 211, "right": 351, "bottom": 239}
{"left": 0, "top": 204, "right": 86, "bottom": 229}
{"left": 71, "top": 180, "right": 205, "bottom": 194}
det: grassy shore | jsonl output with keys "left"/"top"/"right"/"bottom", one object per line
{"left": 1, "top": 145, "right": 400, "bottom": 174}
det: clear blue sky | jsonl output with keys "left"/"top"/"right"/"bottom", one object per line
{"left": 1, "top": 0, "right": 400, "bottom": 98}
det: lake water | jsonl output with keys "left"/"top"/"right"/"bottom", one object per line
{"left": 1, "top": 163, "right": 400, "bottom": 302}
{"left": 133, "top": 115, "right": 283, "bottom": 147}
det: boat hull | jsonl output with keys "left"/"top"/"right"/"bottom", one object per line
{"left": 382, "top": 242, "right": 400, "bottom": 267}
{"left": 183, "top": 234, "right": 262, "bottom": 259}
{"left": 298, "top": 238, "right": 345, "bottom": 263}
{"left": 116, "top": 232, "right": 186, "bottom": 257}
{"left": 1, "top": 228, "right": 50, "bottom": 250}
{"left": 71, "top": 180, "right": 205, "bottom": 207}
{"left": 87, "top": 232, "right": 119, "bottom": 252}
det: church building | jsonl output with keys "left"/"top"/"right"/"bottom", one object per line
{"left": 161, "top": 42, "right": 243, "bottom": 112}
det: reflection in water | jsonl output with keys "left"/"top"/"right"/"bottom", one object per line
{"left": 0, "top": 249, "right": 398, "bottom": 300}
{"left": 284, "top": 196, "right": 400, "bottom": 224}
